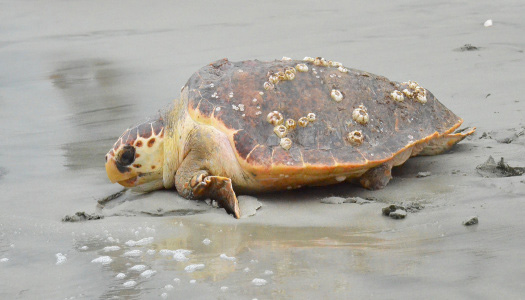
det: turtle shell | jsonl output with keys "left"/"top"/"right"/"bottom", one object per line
{"left": 184, "top": 58, "right": 461, "bottom": 175}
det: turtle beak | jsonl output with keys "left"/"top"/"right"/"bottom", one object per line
{"left": 105, "top": 158, "right": 137, "bottom": 186}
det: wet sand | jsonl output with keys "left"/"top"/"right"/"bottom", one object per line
{"left": 1, "top": 0, "right": 524, "bottom": 298}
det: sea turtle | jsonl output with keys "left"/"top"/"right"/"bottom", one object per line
{"left": 105, "top": 57, "right": 475, "bottom": 218}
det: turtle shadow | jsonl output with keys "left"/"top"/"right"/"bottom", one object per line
{"left": 63, "top": 189, "right": 208, "bottom": 222}
{"left": 96, "top": 189, "right": 208, "bottom": 218}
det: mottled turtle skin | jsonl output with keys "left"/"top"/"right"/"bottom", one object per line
{"left": 105, "top": 58, "right": 475, "bottom": 218}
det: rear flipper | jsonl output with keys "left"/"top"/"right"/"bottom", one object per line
{"left": 359, "top": 163, "right": 393, "bottom": 190}
{"left": 417, "top": 127, "right": 476, "bottom": 156}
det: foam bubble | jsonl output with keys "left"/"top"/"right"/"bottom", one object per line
{"left": 252, "top": 278, "right": 267, "bottom": 286}
{"left": 0, "top": 258, "right": 8, "bottom": 263}
{"left": 264, "top": 270, "right": 274, "bottom": 275}
{"left": 115, "top": 273, "right": 126, "bottom": 279}
{"left": 159, "top": 249, "right": 174, "bottom": 256}
{"left": 173, "top": 252, "right": 189, "bottom": 262}
{"left": 103, "top": 246, "right": 121, "bottom": 252}
{"left": 123, "top": 280, "right": 137, "bottom": 288}
{"left": 202, "top": 238, "right": 211, "bottom": 245}
{"left": 91, "top": 256, "right": 112, "bottom": 265}
{"left": 129, "top": 264, "right": 147, "bottom": 272}
{"left": 173, "top": 249, "right": 192, "bottom": 262}
{"left": 219, "top": 254, "right": 236, "bottom": 261}
{"left": 140, "top": 269, "right": 157, "bottom": 278}
{"left": 55, "top": 253, "right": 67, "bottom": 265}
{"left": 125, "top": 237, "right": 154, "bottom": 247}
{"left": 123, "top": 250, "right": 142, "bottom": 257}
{"left": 184, "top": 264, "right": 205, "bottom": 272}
{"left": 164, "top": 284, "right": 174, "bottom": 291}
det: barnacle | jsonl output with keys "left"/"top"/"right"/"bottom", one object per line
{"left": 298, "top": 117, "right": 309, "bottom": 127}
{"left": 331, "top": 89, "right": 344, "bottom": 102}
{"left": 276, "top": 71, "right": 286, "bottom": 81}
{"left": 263, "top": 82, "right": 274, "bottom": 90}
{"left": 274, "top": 125, "right": 288, "bottom": 138}
{"left": 285, "top": 119, "right": 296, "bottom": 130}
{"left": 345, "top": 130, "right": 364, "bottom": 146}
{"left": 408, "top": 81, "right": 419, "bottom": 90}
{"left": 415, "top": 88, "right": 427, "bottom": 103}
{"left": 352, "top": 105, "right": 369, "bottom": 125}
{"left": 285, "top": 70, "right": 295, "bottom": 80}
{"left": 280, "top": 138, "right": 292, "bottom": 150}
{"left": 390, "top": 90, "right": 404, "bottom": 102}
{"left": 314, "top": 57, "right": 327, "bottom": 66}
{"left": 402, "top": 88, "right": 414, "bottom": 98}
{"left": 267, "top": 111, "right": 284, "bottom": 126}
{"left": 295, "top": 64, "right": 309, "bottom": 72}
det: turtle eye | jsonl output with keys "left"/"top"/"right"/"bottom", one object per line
{"left": 118, "top": 145, "right": 136, "bottom": 166}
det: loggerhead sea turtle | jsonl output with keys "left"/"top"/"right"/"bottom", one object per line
{"left": 105, "top": 57, "right": 475, "bottom": 218}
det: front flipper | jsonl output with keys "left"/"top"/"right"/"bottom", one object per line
{"left": 191, "top": 174, "right": 240, "bottom": 219}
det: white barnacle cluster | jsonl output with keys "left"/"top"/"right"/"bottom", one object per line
{"left": 313, "top": 57, "right": 330, "bottom": 67}
{"left": 267, "top": 111, "right": 317, "bottom": 150}
{"left": 263, "top": 66, "right": 297, "bottom": 90}
{"left": 345, "top": 130, "right": 364, "bottom": 146}
{"left": 352, "top": 105, "right": 369, "bottom": 125}
{"left": 303, "top": 56, "right": 315, "bottom": 63}
{"left": 267, "top": 111, "right": 290, "bottom": 150}
{"left": 231, "top": 103, "right": 244, "bottom": 111}
{"left": 304, "top": 57, "right": 350, "bottom": 102}
{"left": 337, "top": 66, "right": 348, "bottom": 73}
{"left": 297, "top": 112, "right": 316, "bottom": 128}
{"left": 304, "top": 56, "right": 346, "bottom": 73}
{"left": 401, "top": 80, "right": 427, "bottom": 103}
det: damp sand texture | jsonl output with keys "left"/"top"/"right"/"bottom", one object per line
{"left": 1, "top": 0, "right": 525, "bottom": 299}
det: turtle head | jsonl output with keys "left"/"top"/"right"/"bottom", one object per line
{"left": 105, "top": 115, "right": 165, "bottom": 192}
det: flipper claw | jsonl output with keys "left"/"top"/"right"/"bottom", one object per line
{"left": 192, "top": 175, "right": 240, "bottom": 219}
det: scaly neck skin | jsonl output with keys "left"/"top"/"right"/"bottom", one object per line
{"left": 162, "top": 93, "right": 197, "bottom": 189}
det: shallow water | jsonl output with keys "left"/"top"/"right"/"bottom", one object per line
{"left": 1, "top": 0, "right": 525, "bottom": 298}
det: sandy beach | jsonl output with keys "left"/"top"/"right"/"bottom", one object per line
{"left": 1, "top": 0, "right": 524, "bottom": 298}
